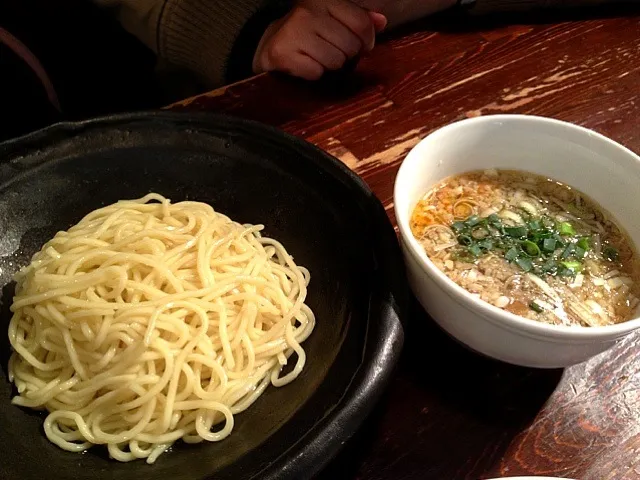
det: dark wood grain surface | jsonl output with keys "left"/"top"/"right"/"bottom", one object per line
{"left": 170, "top": 7, "right": 640, "bottom": 479}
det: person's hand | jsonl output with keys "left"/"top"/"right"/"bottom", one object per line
{"left": 253, "top": 0, "right": 387, "bottom": 81}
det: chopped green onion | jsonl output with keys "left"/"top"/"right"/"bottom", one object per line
{"left": 451, "top": 221, "right": 466, "bottom": 233}
{"left": 574, "top": 246, "right": 587, "bottom": 259}
{"left": 529, "top": 300, "right": 544, "bottom": 313}
{"left": 576, "top": 237, "right": 590, "bottom": 251}
{"left": 505, "top": 247, "right": 519, "bottom": 261}
{"left": 541, "top": 260, "right": 558, "bottom": 275}
{"left": 449, "top": 212, "right": 590, "bottom": 277}
{"left": 504, "top": 226, "right": 528, "bottom": 238}
{"left": 542, "top": 238, "right": 557, "bottom": 252}
{"left": 515, "top": 257, "right": 533, "bottom": 272}
{"left": 527, "top": 219, "right": 542, "bottom": 231}
{"left": 562, "top": 244, "right": 575, "bottom": 259}
{"left": 458, "top": 235, "right": 473, "bottom": 246}
{"left": 478, "top": 239, "right": 494, "bottom": 251}
{"left": 521, "top": 240, "right": 541, "bottom": 257}
{"left": 560, "top": 260, "right": 583, "bottom": 273}
{"left": 466, "top": 215, "right": 481, "bottom": 227}
{"left": 487, "top": 213, "right": 502, "bottom": 226}
{"left": 603, "top": 246, "right": 619, "bottom": 261}
{"left": 558, "top": 222, "right": 575, "bottom": 236}
{"left": 553, "top": 233, "right": 566, "bottom": 246}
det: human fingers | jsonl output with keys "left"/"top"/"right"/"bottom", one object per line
{"left": 299, "top": 33, "right": 348, "bottom": 70}
{"left": 314, "top": 16, "right": 362, "bottom": 57}
{"left": 278, "top": 52, "right": 325, "bottom": 80}
{"left": 368, "top": 11, "right": 388, "bottom": 32}
{"left": 326, "top": 0, "right": 376, "bottom": 51}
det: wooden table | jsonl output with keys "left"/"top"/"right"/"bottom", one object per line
{"left": 170, "top": 6, "right": 640, "bottom": 479}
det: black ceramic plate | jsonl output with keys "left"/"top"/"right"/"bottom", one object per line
{"left": 0, "top": 112, "right": 405, "bottom": 480}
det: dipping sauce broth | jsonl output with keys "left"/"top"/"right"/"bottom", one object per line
{"left": 411, "top": 169, "right": 640, "bottom": 327}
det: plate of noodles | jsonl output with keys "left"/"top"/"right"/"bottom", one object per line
{"left": 0, "top": 112, "right": 405, "bottom": 480}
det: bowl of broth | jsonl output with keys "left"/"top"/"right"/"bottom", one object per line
{"left": 394, "top": 114, "right": 640, "bottom": 368}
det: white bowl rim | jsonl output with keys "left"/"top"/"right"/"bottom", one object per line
{"left": 394, "top": 113, "right": 640, "bottom": 340}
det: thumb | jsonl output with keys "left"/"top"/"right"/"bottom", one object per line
{"left": 368, "top": 11, "right": 387, "bottom": 33}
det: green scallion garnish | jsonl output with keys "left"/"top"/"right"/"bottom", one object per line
{"left": 459, "top": 234, "right": 473, "bottom": 246}
{"left": 559, "top": 222, "right": 575, "bottom": 236}
{"left": 542, "top": 238, "right": 557, "bottom": 252}
{"left": 515, "top": 257, "right": 534, "bottom": 272}
{"left": 603, "top": 246, "right": 619, "bottom": 262}
{"left": 466, "top": 215, "right": 482, "bottom": 227}
{"left": 576, "top": 237, "right": 590, "bottom": 251}
{"left": 521, "top": 240, "right": 541, "bottom": 257}
{"left": 451, "top": 221, "right": 466, "bottom": 233}
{"left": 448, "top": 211, "right": 595, "bottom": 278}
{"left": 560, "top": 260, "right": 583, "bottom": 272}
{"left": 505, "top": 247, "right": 519, "bottom": 262}
{"left": 504, "top": 226, "right": 528, "bottom": 238}
{"left": 529, "top": 300, "right": 544, "bottom": 313}
{"left": 527, "top": 219, "right": 542, "bottom": 231}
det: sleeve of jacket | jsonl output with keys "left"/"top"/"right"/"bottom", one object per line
{"left": 93, "top": 0, "right": 283, "bottom": 87}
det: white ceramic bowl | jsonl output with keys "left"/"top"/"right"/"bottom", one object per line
{"left": 394, "top": 114, "right": 640, "bottom": 368}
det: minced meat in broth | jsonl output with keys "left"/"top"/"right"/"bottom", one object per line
{"left": 410, "top": 169, "right": 640, "bottom": 327}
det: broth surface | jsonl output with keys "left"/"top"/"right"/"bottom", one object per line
{"left": 411, "top": 169, "right": 640, "bottom": 327}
